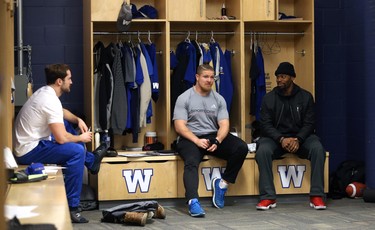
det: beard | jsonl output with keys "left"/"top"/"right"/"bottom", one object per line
{"left": 61, "top": 86, "right": 71, "bottom": 93}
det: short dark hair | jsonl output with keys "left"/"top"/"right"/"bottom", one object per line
{"left": 44, "top": 64, "right": 71, "bottom": 85}
{"left": 197, "top": 64, "right": 214, "bottom": 75}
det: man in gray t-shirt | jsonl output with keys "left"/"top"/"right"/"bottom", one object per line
{"left": 173, "top": 64, "right": 248, "bottom": 217}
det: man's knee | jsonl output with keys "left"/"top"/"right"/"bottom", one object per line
{"left": 236, "top": 141, "right": 249, "bottom": 156}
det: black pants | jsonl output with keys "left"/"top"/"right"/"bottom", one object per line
{"left": 177, "top": 133, "right": 248, "bottom": 201}
{"left": 255, "top": 134, "right": 326, "bottom": 200}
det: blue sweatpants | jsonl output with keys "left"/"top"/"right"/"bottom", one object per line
{"left": 16, "top": 120, "right": 96, "bottom": 209}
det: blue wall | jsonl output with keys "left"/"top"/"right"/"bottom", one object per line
{"left": 21, "top": 0, "right": 84, "bottom": 118}
{"left": 21, "top": 1, "right": 374, "bottom": 181}
{"left": 315, "top": 0, "right": 374, "bottom": 180}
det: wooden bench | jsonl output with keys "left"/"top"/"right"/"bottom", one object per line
{"left": 5, "top": 168, "right": 72, "bottom": 230}
{"left": 91, "top": 152, "right": 329, "bottom": 203}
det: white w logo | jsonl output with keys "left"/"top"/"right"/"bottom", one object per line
{"left": 122, "top": 169, "right": 154, "bottom": 193}
{"left": 277, "top": 165, "right": 306, "bottom": 188}
{"left": 201, "top": 167, "right": 226, "bottom": 190}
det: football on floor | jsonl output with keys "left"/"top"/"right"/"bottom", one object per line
{"left": 346, "top": 182, "right": 367, "bottom": 198}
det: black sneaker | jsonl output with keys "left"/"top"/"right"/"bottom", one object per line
{"left": 70, "top": 210, "right": 89, "bottom": 223}
{"left": 90, "top": 143, "right": 108, "bottom": 175}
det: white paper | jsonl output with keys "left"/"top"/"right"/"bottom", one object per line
{"left": 4, "top": 147, "right": 18, "bottom": 169}
{"left": 118, "top": 153, "right": 149, "bottom": 157}
{"left": 5, "top": 205, "right": 40, "bottom": 219}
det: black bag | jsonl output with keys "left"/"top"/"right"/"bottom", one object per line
{"left": 328, "top": 160, "right": 365, "bottom": 199}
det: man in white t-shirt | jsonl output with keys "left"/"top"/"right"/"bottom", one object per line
{"left": 14, "top": 64, "right": 107, "bottom": 223}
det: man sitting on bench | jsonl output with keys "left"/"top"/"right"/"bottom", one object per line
{"left": 14, "top": 64, "right": 107, "bottom": 223}
{"left": 255, "top": 62, "right": 327, "bottom": 210}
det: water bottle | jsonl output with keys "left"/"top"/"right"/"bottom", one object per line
{"left": 101, "top": 130, "right": 110, "bottom": 149}
{"left": 94, "top": 130, "right": 100, "bottom": 149}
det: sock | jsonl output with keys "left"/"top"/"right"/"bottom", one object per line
{"left": 219, "top": 179, "right": 228, "bottom": 189}
{"left": 69, "top": 206, "right": 78, "bottom": 212}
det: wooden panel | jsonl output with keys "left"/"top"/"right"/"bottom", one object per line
{"left": 177, "top": 154, "right": 255, "bottom": 198}
{"left": 91, "top": 0, "right": 123, "bottom": 21}
{"left": 1, "top": 2, "right": 14, "bottom": 229}
{"left": 254, "top": 153, "right": 329, "bottom": 195}
{"left": 243, "top": 0, "right": 276, "bottom": 21}
{"left": 97, "top": 160, "right": 178, "bottom": 200}
{"left": 168, "top": 0, "right": 204, "bottom": 21}
{"left": 5, "top": 170, "right": 72, "bottom": 230}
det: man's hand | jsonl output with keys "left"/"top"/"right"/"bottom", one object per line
{"left": 77, "top": 118, "right": 89, "bottom": 133}
{"left": 195, "top": 138, "right": 211, "bottom": 150}
{"left": 79, "top": 131, "right": 92, "bottom": 143}
{"left": 281, "top": 137, "right": 300, "bottom": 153}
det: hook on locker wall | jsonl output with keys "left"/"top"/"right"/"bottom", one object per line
{"left": 296, "top": 49, "right": 306, "bottom": 56}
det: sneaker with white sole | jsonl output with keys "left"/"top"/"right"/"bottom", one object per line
{"left": 188, "top": 198, "right": 205, "bottom": 217}
{"left": 212, "top": 177, "right": 227, "bottom": 209}
{"left": 256, "top": 199, "right": 277, "bottom": 210}
{"left": 310, "top": 196, "right": 326, "bottom": 210}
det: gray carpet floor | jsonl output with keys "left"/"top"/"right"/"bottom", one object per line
{"left": 73, "top": 195, "right": 375, "bottom": 230}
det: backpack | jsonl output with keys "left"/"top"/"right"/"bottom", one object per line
{"left": 329, "top": 160, "right": 365, "bottom": 199}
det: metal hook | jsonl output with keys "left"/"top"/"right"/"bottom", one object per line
{"left": 185, "top": 31, "right": 191, "bottom": 43}
{"left": 137, "top": 31, "right": 141, "bottom": 43}
{"left": 148, "top": 30, "right": 152, "bottom": 44}
{"left": 210, "top": 31, "right": 215, "bottom": 43}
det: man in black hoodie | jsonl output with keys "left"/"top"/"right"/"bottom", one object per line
{"left": 255, "top": 62, "right": 326, "bottom": 211}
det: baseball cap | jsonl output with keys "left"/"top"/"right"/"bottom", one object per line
{"left": 132, "top": 4, "right": 158, "bottom": 19}
{"left": 116, "top": 2, "right": 132, "bottom": 32}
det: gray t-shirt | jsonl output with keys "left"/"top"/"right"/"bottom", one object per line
{"left": 173, "top": 87, "right": 229, "bottom": 136}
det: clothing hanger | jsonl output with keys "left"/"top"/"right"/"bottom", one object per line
{"left": 210, "top": 31, "right": 216, "bottom": 43}
{"left": 148, "top": 30, "right": 152, "bottom": 44}
{"left": 185, "top": 31, "right": 191, "bottom": 43}
{"left": 269, "top": 34, "right": 281, "bottom": 54}
{"left": 137, "top": 31, "right": 142, "bottom": 44}
{"left": 250, "top": 31, "right": 253, "bottom": 51}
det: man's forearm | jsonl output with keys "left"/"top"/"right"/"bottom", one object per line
{"left": 63, "top": 109, "right": 81, "bottom": 124}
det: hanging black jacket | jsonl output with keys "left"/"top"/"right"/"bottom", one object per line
{"left": 259, "top": 84, "right": 315, "bottom": 144}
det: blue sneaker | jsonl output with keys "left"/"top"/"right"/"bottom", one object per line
{"left": 212, "top": 177, "right": 227, "bottom": 209}
{"left": 188, "top": 198, "right": 205, "bottom": 217}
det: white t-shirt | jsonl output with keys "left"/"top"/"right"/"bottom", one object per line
{"left": 14, "top": 86, "right": 64, "bottom": 157}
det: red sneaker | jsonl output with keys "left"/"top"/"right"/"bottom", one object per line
{"left": 310, "top": 196, "right": 326, "bottom": 210}
{"left": 256, "top": 199, "right": 276, "bottom": 210}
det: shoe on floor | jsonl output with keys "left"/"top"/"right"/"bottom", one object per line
{"left": 70, "top": 210, "right": 89, "bottom": 223}
{"left": 189, "top": 198, "right": 205, "bottom": 217}
{"left": 153, "top": 204, "right": 166, "bottom": 219}
{"left": 212, "top": 177, "right": 227, "bottom": 209}
{"left": 90, "top": 143, "right": 108, "bottom": 175}
{"left": 310, "top": 196, "right": 326, "bottom": 210}
{"left": 124, "top": 212, "right": 147, "bottom": 226}
{"left": 256, "top": 199, "right": 277, "bottom": 210}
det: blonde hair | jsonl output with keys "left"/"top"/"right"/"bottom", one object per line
{"left": 197, "top": 64, "right": 214, "bottom": 75}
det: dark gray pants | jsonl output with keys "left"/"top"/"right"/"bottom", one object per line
{"left": 255, "top": 134, "right": 326, "bottom": 200}
{"left": 177, "top": 133, "right": 248, "bottom": 201}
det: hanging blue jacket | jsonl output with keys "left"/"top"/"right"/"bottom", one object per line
{"left": 255, "top": 46, "right": 266, "bottom": 120}
{"left": 176, "top": 41, "right": 196, "bottom": 86}
{"left": 209, "top": 42, "right": 234, "bottom": 112}
{"left": 145, "top": 43, "right": 159, "bottom": 102}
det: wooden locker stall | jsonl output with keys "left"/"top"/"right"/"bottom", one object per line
{"left": 83, "top": 0, "right": 318, "bottom": 202}
{"left": 243, "top": 0, "right": 315, "bottom": 143}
